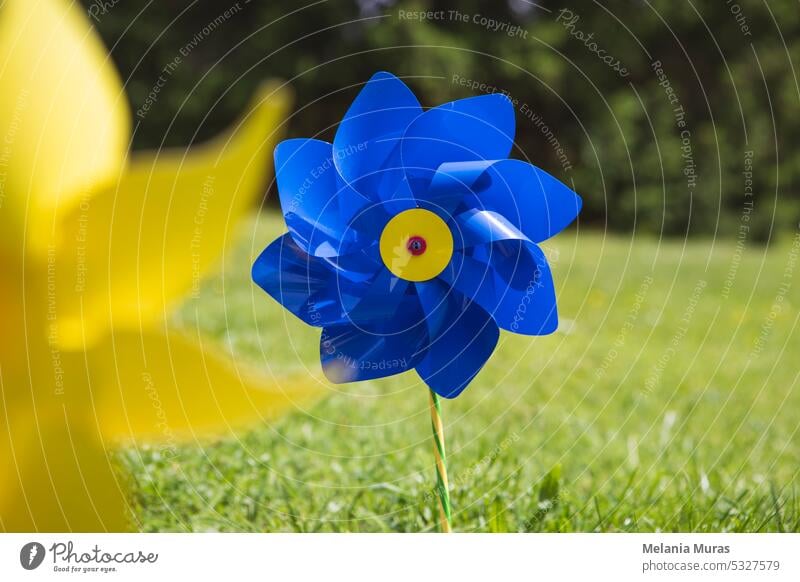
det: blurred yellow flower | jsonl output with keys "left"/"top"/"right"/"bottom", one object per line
{"left": 0, "top": 0, "right": 319, "bottom": 531}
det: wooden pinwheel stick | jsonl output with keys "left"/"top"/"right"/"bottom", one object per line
{"left": 428, "top": 390, "right": 452, "bottom": 533}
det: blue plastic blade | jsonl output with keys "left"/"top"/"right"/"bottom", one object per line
{"left": 320, "top": 318, "right": 428, "bottom": 383}
{"left": 476, "top": 160, "right": 581, "bottom": 242}
{"left": 417, "top": 160, "right": 495, "bottom": 215}
{"left": 333, "top": 72, "right": 422, "bottom": 201}
{"left": 425, "top": 159, "right": 582, "bottom": 243}
{"left": 441, "top": 240, "right": 558, "bottom": 335}
{"left": 451, "top": 208, "right": 530, "bottom": 249}
{"left": 333, "top": 171, "right": 396, "bottom": 241}
{"left": 252, "top": 234, "right": 374, "bottom": 327}
{"left": 365, "top": 144, "right": 419, "bottom": 216}
{"left": 414, "top": 280, "right": 499, "bottom": 398}
{"left": 275, "top": 138, "right": 369, "bottom": 257}
{"left": 344, "top": 268, "right": 415, "bottom": 329}
{"left": 400, "top": 94, "right": 515, "bottom": 198}
{"left": 322, "top": 242, "right": 383, "bottom": 283}
{"left": 414, "top": 278, "right": 455, "bottom": 339}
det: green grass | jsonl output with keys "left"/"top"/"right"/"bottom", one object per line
{"left": 120, "top": 213, "right": 800, "bottom": 532}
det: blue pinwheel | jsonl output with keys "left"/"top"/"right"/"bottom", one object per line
{"left": 253, "top": 72, "right": 581, "bottom": 398}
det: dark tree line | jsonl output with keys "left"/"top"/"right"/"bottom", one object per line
{"left": 83, "top": 0, "right": 800, "bottom": 240}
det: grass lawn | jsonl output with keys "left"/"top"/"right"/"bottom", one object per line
{"left": 121, "top": 213, "right": 800, "bottom": 532}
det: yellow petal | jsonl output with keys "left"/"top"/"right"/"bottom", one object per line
{"left": 0, "top": 0, "right": 129, "bottom": 258}
{"left": 0, "top": 255, "right": 27, "bottom": 365}
{"left": 92, "top": 326, "right": 322, "bottom": 442}
{"left": 0, "top": 365, "right": 131, "bottom": 532}
{"left": 54, "top": 83, "right": 290, "bottom": 349}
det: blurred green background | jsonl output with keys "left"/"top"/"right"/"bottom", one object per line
{"left": 82, "top": 0, "right": 800, "bottom": 240}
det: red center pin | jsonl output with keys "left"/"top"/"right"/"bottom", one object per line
{"left": 407, "top": 235, "right": 427, "bottom": 256}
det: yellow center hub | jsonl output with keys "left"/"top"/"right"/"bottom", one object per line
{"left": 379, "top": 209, "right": 453, "bottom": 282}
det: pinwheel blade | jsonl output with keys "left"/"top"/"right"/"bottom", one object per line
{"left": 420, "top": 160, "right": 581, "bottom": 240}
{"left": 415, "top": 281, "right": 499, "bottom": 398}
{"left": 0, "top": 398, "right": 130, "bottom": 532}
{"left": 418, "top": 160, "right": 496, "bottom": 215}
{"left": 401, "top": 94, "right": 516, "bottom": 196}
{"left": 320, "top": 320, "right": 427, "bottom": 384}
{"left": 334, "top": 71, "right": 422, "bottom": 199}
{"left": 275, "top": 138, "right": 369, "bottom": 257}
{"left": 54, "top": 83, "right": 290, "bottom": 349}
{"left": 442, "top": 240, "right": 558, "bottom": 336}
{"left": 452, "top": 208, "right": 530, "bottom": 248}
{"left": 343, "top": 269, "right": 416, "bottom": 328}
{"left": 0, "top": 0, "right": 130, "bottom": 257}
{"left": 457, "top": 160, "right": 582, "bottom": 242}
{"left": 253, "top": 233, "right": 363, "bottom": 326}
{"left": 94, "top": 327, "right": 323, "bottom": 441}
